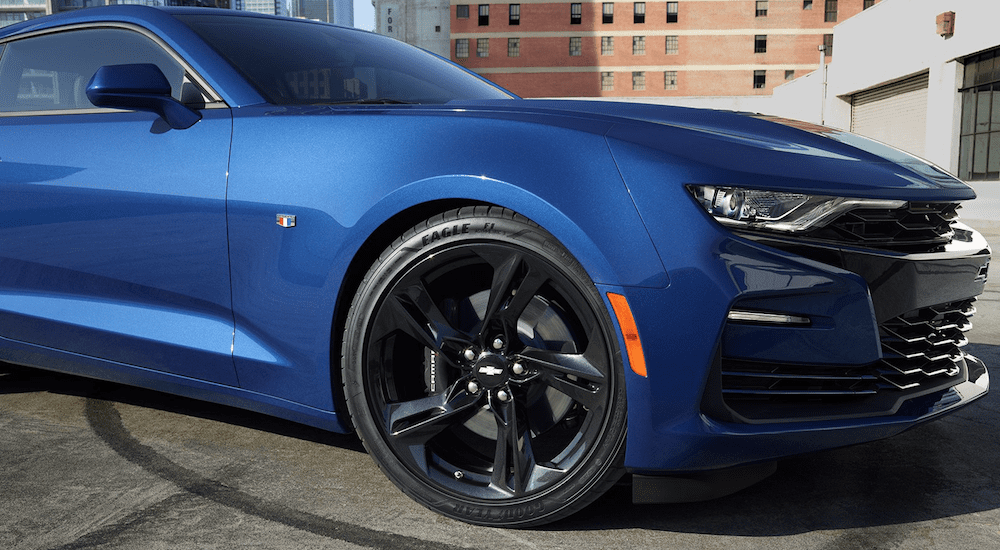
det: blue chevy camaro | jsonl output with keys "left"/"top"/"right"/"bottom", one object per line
{"left": 0, "top": 6, "right": 991, "bottom": 526}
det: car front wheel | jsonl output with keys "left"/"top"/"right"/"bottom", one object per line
{"left": 342, "top": 206, "right": 628, "bottom": 526}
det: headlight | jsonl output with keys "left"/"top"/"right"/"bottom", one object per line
{"left": 687, "top": 185, "right": 906, "bottom": 233}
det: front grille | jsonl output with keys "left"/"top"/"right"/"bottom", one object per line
{"left": 878, "top": 298, "right": 974, "bottom": 389}
{"left": 805, "top": 202, "right": 958, "bottom": 254}
{"left": 719, "top": 298, "right": 974, "bottom": 422}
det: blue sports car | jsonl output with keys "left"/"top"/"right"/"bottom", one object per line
{"left": 0, "top": 6, "right": 991, "bottom": 527}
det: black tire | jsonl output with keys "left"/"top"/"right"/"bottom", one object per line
{"left": 342, "top": 206, "right": 627, "bottom": 527}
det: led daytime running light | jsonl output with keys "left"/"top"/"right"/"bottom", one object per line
{"left": 728, "top": 309, "right": 811, "bottom": 326}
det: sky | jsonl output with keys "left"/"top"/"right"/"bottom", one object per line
{"left": 354, "top": 0, "right": 375, "bottom": 31}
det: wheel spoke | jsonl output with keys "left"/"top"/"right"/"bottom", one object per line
{"left": 383, "top": 381, "right": 483, "bottom": 445}
{"left": 479, "top": 249, "right": 523, "bottom": 329}
{"left": 538, "top": 371, "right": 604, "bottom": 411}
{"left": 475, "top": 248, "right": 550, "bottom": 340}
{"left": 490, "top": 395, "right": 537, "bottom": 495}
{"left": 384, "top": 280, "right": 472, "bottom": 355}
{"left": 517, "top": 347, "right": 605, "bottom": 384}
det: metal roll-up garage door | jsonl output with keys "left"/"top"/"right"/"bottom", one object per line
{"left": 851, "top": 72, "right": 929, "bottom": 157}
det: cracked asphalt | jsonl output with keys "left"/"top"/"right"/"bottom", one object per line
{"left": 2, "top": 217, "right": 998, "bottom": 550}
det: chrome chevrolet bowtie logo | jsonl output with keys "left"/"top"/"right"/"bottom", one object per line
{"left": 478, "top": 365, "right": 504, "bottom": 376}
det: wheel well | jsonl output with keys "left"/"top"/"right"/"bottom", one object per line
{"left": 329, "top": 199, "right": 491, "bottom": 428}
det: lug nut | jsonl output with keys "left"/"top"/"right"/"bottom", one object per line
{"left": 467, "top": 381, "right": 480, "bottom": 394}
{"left": 492, "top": 337, "right": 505, "bottom": 350}
{"left": 464, "top": 348, "right": 476, "bottom": 361}
{"left": 512, "top": 363, "right": 526, "bottom": 375}
{"left": 496, "top": 389, "right": 510, "bottom": 402}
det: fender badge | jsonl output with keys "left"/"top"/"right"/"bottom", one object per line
{"left": 276, "top": 214, "right": 296, "bottom": 228}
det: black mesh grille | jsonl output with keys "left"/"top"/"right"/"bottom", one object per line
{"left": 721, "top": 362, "right": 880, "bottom": 398}
{"left": 805, "top": 202, "right": 959, "bottom": 253}
{"left": 720, "top": 298, "right": 974, "bottom": 421}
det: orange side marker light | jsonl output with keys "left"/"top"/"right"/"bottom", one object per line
{"left": 607, "top": 292, "right": 647, "bottom": 377}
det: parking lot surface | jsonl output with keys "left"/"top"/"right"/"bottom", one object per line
{"left": 2, "top": 220, "right": 998, "bottom": 550}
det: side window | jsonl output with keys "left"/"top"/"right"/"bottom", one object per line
{"left": 0, "top": 28, "right": 186, "bottom": 113}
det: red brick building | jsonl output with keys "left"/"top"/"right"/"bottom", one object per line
{"left": 450, "top": 0, "right": 879, "bottom": 97}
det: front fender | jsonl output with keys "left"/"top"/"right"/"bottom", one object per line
{"left": 224, "top": 106, "right": 668, "bottom": 415}
{"left": 344, "top": 174, "right": 668, "bottom": 291}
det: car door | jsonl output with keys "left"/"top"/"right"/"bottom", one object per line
{"left": 0, "top": 25, "right": 238, "bottom": 384}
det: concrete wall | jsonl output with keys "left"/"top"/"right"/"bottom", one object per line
{"left": 822, "top": 0, "right": 1000, "bottom": 172}
{"left": 374, "top": 0, "right": 450, "bottom": 57}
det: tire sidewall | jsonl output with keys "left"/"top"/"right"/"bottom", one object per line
{"left": 343, "top": 208, "right": 627, "bottom": 527}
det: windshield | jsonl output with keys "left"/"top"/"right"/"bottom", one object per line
{"left": 175, "top": 14, "right": 513, "bottom": 105}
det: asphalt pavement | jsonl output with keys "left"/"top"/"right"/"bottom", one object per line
{"left": 2, "top": 209, "right": 999, "bottom": 550}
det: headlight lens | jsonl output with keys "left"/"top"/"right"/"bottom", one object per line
{"left": 687, "top": 185, "right": 906, "bottom": 233}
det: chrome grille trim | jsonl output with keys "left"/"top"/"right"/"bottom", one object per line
{"left": 876, "top": 298, "right": 973, "bottom": 391}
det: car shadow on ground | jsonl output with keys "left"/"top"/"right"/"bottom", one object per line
{"left": 2, "top": 346, "right": 997, "bottom": 538}
{"left": 0, "top": 361, "right": 366, "bottom": 454}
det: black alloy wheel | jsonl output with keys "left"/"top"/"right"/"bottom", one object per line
{"left": 342, "top": 206, "right": 627, "bottom": 527}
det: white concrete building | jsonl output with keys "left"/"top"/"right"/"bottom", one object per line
{"left": 1, "top": 0, "right": 52, "bottom": 28}
{"left": 372, "top": 0, "right": 448, "bottom": 58}
{"left": 813, "top": 0, "right": 1000, "bottom": 183}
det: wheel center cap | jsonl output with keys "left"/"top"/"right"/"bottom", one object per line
{"left": 473, "top": 353, "right": 509, "bottom": 388}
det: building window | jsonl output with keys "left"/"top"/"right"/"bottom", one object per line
{"left": 571, "top": 3, "right": 582, "bottom": 24}
{"left": 569, "top": 37, "right": 582, "bottom": 56}
{"left": 959, "top": 47, "right": 1000, "bottom": 180}
{"left": 508, "top": 37, "right": 520, "bottom": 57}
{"left": 509, "top": 4, "right": 520, "bottom": 25}
{"left": 602, "top": 3, "right": 614, "bottom": 24}
{"left": 785, "top": 69, "right": 795, "bottom": 80}
{"left": 823, "top": 34, "right": 834, "bottom": 57}
{"left": 477, "top": 37, "right": 489, "bottom": 57}
{"left": 667, "top": 2, "right": 678, "bottom": 23}
{"left": 803, "top": 0, "right": 812, "bottom": 9}
{"left": 479, "top": 4, "right": 489, "bottom": 25}
{"left": 457, "top": 4, "right": 469, "bottom": 18}
{"left": 435, "top": 26, "right": 441, "bottom": 32}
{"left": 756, "top": 0, "right": 768, "bottom": 17}
{"left": 601, "top": 71, "right": 614, "bottom": 91}
{"left": 863, "top": 0, "right": 875, "bottom": 8}
{"left": 754, "top": 35, "right": 767, "bottom": 53}
{"left": 665, "top": 35, "right": 678, "bottom": 54}
{"left": 633, "top": 36, "right": 645, "bottom": 55}
{"left": 455, "top": 39, "right": 469, "bottom": 58}
{"left": 754, "top": 70, "right": 766, "bottom": 89}
{"left": 632, "top": 71, "right": 645, "bottom": 91}
{"left": 825, "top": 0, "right": 837, "bottom": 22}
{"left": 601, "top": 36, "right": 614, "bottom": 55}
{"left": 665, "top": 70, "right": 677, "bottom": 90}
{"left": 634, "top": 2, "right": 645, "bottom": 24}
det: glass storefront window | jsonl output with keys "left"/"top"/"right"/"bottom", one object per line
{"left": 959, "top": 48, "right": 1000, "bottom": 181}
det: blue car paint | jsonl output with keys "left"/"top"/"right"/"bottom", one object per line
{"left": 0, "top": 108, "right": 237, "bottom": 384}
{"left": 223, "top": 103, "right": 669, "bottom": 410}
{"left": 0, "top": 7, "right": 989, "bottom": 477}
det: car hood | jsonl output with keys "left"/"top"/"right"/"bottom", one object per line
{"left": 443, "top": 99, "right": 974, "bottom": 202}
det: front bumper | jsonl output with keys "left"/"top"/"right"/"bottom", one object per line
{"left": 609, "top": 221, "right": 990, "bottom": 474}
